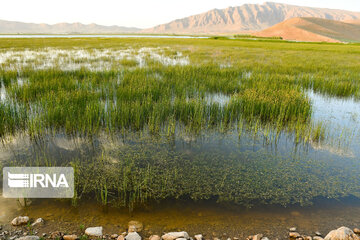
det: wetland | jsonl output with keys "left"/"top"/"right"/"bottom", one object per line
{"left": 0, "top": 37, "right": 359, "bottom": 237}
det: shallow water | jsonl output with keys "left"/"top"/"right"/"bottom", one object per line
{"left": 1, "top": 196, "right": 360, "bottom": 239}
{"left": 0, "top": 48, "right": 189, "bottom": 71}
{"left": 307, "top": 90, "right": 360, "bottom": 156}
{"left": 0, "top": 49, "right": 360, "bottom": 235}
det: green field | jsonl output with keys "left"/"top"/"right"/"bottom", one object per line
{"left": 0, "top": 37, "right": 359, "bottom": 210}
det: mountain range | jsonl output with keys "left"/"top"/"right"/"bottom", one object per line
{"left": 143, "top": 2, "right": 360, "bottom": 34}
{"left": 1, "top": 2, "right": 360, "bottom": 42}
{"left": 0, "top": 20, "right": 140, "bottom": 34}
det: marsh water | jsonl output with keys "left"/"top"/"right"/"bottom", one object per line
{"left": 0, "top": 87, "right": 360, "bottom": 235}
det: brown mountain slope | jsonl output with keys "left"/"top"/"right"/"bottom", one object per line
{"left": 0, "top": 19, "right": 141, "bottom": 34}
{"left": 343, "top": 19, "right": 360, "bottom": 25}
{"left": 143, "top": 2, "right": 360, "bottom": 34}
{"left": 255, "top": 17, "right": 360, "bottom": 42}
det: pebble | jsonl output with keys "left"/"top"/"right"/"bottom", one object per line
{"left": 125, "top": 232, "right": 141, "bottom": 240}
{"left": 324, "top": 227, "right": 359, "bottom": 240}
{"left": 117, "top": 235, "right": 125, "bottom": 240}
{"left": 85, "top": 227, "right": 103, "bottom": 237}
{"left": 63, "top": 235, "right": 78, "bottom": 240}
{"left": 11, "top": 217, "right": 30, "bottom": 226}
{"left": 194, "top": 235, "right": 203, "bottom": 240}
{"left": 162, "top": 232, "right": 190, "bottom": 240}
{"left": 313, "top": 237, "right": 324, "bottom": 240}
{"left": 261, "top": 238, "right": 269, "bottom": 240}
{"left": 289, "top": 232, "right": 301, "bottom": 239}
{"left": 15, "top": 236, "right": 39, "bottom": 240}
{"left": 31, "top": 218, "right": 44, "bottom": 227}
{"left": 354, "top": 229, "right": 360, "bottom": 235}
{"left": 111, "top": 234, "right": 119, "bottom": 239}
{"left": 149, "top": 235, "right": 161, "bottom": 240}
{"left": 290, "top": 228, "right": 297, "bottom": 232}
{"left": 315, "top": 232, "right": 322, "bottom": 237}
{"left": 253, "top": 234, "right": 263, "bottom": 240}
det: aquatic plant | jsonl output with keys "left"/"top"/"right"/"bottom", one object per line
{"left": 0, "top": 37, "right": 359, "bottom": 209}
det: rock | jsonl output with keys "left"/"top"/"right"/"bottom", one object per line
{"left": 85, "top": 227, "right": 103, "bottom": 237}
{"left": 194, "top": 235, "right": 203, "bottom": 240}
{"left": 41, "top": 234, "right": 46, "bottom": 237}
{"left": 162, "top": 232, "right": 190, "bottom": 240}
{"left": 313, "top": 237, "right": 324, "bottom": 240}
{"left": 354, "top": 229, "right": 360, "bottom": 235}
{"left": 11, "top": 217, "right": 30, "bottom": 226}
{"left": 253, "top": 234, "right": 263, "bottom": 240}
{"left": 316, "top": 233, "right": 323, "bottom": 237}
{"left": 261, "top": 238, "right": 269, "bottom": 240}
{"left": 325, "top": 227, "right": 359, "bottom": 240}
{"left": 117, "top": 235, "right": 125, "bottom": 240}
{"left": 304, "top": 236, "right": 312, "bottom": 240}
{"left": 31, "top": 218, "right": 44, "bottom": 227}
{"left": 290, "top": 228, "right": 297, "bottom": 232}
{"left": 149, "top": 236, "right": 161, "bottom": 240}
{"left": 15, "top": 236, "right": 39, "bottom": 240}
{"left": 290, "top": 232, "right": 301, "bottom": 239}
{"left": 63, "top": 235, "right": 78, "bottom": 240}
{"left": 128, "top": 221, "right": 143, "bottom": 232}
{"left": 125, "top": 232, "right": 141, "bottom": 240}
{"left": 111, "top": 234, "right": 119, "bottom": 239}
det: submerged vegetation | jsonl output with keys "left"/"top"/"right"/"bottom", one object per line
{"left": 0, "top": 37, "right": 359, "bottom": 209}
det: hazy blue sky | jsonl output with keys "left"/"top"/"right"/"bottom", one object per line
{"left": 1, "top": 0, "right": 359, "bottom": 28}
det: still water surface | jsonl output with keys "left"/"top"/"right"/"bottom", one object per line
{"left": 0, "top": 90, "right": 359, "bottom": 235}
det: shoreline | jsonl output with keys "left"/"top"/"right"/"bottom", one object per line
{"left": 1, "top": 217, "right": 360, "bottom": 240}
{"left": 1, "top": 197, "right": 360, "bottom": 240}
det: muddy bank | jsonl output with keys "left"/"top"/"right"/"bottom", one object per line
{"left": 1, "top": 216, "right": 360, "bottom": 240}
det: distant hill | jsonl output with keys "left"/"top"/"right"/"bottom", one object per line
{"left": 143, "top": 2, "right": 360, "bottom": 34}
{"left": 255, "top": 17, "right": 360, "bottom": 42}
{"left": 0, "top": 19, "right": 141, "bottom": 34}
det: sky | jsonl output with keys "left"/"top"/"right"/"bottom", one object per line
{"left": 1, "top": 0, "right": 359, "bottom": 29}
